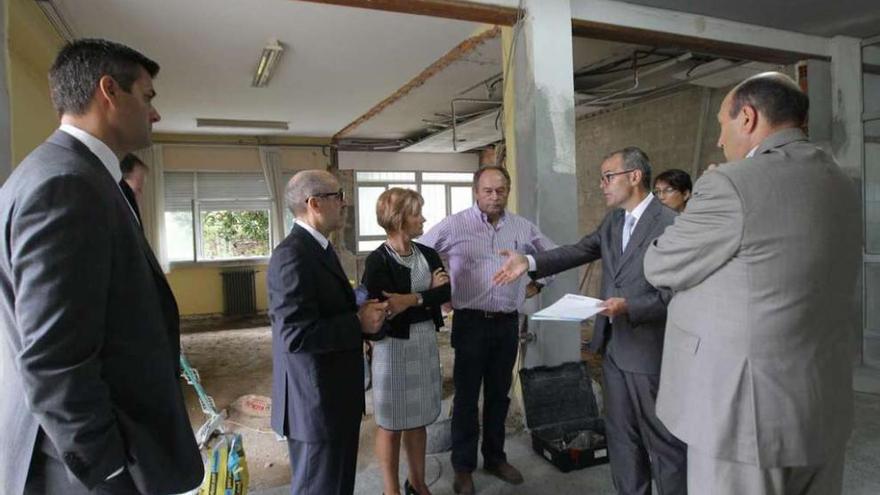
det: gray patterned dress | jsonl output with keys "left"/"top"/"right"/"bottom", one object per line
{"left": 371, "top": 244, "right": 442, "bottom": 430}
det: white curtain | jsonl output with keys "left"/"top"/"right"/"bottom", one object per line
{"left": 259, "top": 146, "right": 285, "bottom": 247}
{"left": 135, "top": 144, "right": 170, "bottom": 272}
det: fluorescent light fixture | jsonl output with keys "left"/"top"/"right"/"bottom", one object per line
{"left": 196, "top": 118, "right": 289, "bottom": 130}
{"left": 251, "top": 39, "right": 285, "bottom": 87}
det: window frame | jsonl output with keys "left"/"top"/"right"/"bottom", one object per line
{"left": 354, "top": 170, "right": 473, "bottom": 254}
{"left": 164, "top": 171, "right": 274, "bottom": 266}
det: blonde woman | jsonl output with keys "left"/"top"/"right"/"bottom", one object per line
{"left": 362, "top": 188, "right": 450, "bottom": 495}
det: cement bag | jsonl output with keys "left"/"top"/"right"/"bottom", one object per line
{"left": 199, "top": 433, "right": 249, "bottom": 495}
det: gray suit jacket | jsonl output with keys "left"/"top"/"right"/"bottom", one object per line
{"left": 0, "top": 131, "right": 203, "bottom": 494}
{"left": 644, "top": 128, "right": 860, "bottom": 468}
{"left": 532, "top": 197, "right": 677, "bottom": 374}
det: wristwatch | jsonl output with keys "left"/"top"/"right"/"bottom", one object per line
{"left": 415, "top": 293, "right": 424, "bottom": 306}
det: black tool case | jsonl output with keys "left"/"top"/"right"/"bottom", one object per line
{"left": 519, "top": 361, "right": 610, "bottom": 472}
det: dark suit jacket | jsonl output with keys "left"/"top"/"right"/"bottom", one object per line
{"left": 532, "top": 197, "right": 676, "bottom": 374}
{"left": 0, "top": 131, "right": 203, "bottom": 495}
{"left": 361, "top": 242, "right": 450, "bottom": 339}
{"left": 119, "top": 178, "right": 142, "bottom": 226}
{"left": 268, "top": 224, "right": 365, "bottom": 442}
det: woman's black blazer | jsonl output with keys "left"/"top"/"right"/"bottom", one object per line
{"left": 361, "top": 242, "right": 451, "bottom": 339}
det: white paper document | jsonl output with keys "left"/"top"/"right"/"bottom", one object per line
{"left": 531, "top": 293, "right": 604, "bottom": 322}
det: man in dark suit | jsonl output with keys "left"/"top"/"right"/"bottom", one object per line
{"left": 119, "top": 153, "right": 148, "bottom": 225}
{"left": 493, "top": 147, "right": 687, "bottom": 494}
{"left": 0, "top": 39, "right": 203, "bottom": 494}
{"left": 268, "top": 169, "right": 387, "bottom": 495}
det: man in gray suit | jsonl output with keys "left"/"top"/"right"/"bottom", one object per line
{"left": 0, "top": 39, "right": 203, "bottom": 494}
{"left": 644, "top": 73, "right": 860, "bottom": 495}
{"left": 494, "top": 147, "right": 687, "bottom": 494}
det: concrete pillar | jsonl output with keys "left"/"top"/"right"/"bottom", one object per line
{"left": 830, "top": 37, "right": 864, "bottom": 180}
{"left": 829, "top": 36, "right": 877, "bottom": 393}
{"left": 0, "top": 2, "right": 11, "bottom": 182}
{"left": 510, "top": 0, "right": 581, "bottom": 367}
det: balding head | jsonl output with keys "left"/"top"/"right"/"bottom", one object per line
{"left": 286, "top": 170, "right": 338, "bottom": 217}
{"left": 727, "top": 72, "right": 808, "bottom": 128}
{"left": 717, "top": 72, "right": 808, "bottom": 161}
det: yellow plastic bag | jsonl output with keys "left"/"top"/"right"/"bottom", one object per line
{"left": 199, "top": 433, "right": 249, "bottom": 495}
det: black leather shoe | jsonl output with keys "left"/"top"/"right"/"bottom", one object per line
{"left": 453, "top": 471, "right": 475, "bottom": 494}
{"left": 485, "top": 462, "right": 524, "bottom": 485}
{"left": 404, "top": 479, "right": 417, "bottom": 495}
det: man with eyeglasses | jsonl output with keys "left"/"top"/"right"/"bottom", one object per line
{"left": 494, "top": 147, "right": 687, "bottom": 495}
{"left": 268, "top": 169, "right": 388, "bottom": 495}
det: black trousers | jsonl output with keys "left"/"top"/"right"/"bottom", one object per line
{"left": 450, "top": 309, "right": 519, "bottom": 473}
{"left": 603, "top": 351, "right": 687, "bottom": 495}
{"left": 287, "top": 433, "right": 359, "bottom": 495}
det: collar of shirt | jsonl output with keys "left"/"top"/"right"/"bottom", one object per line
{"left": 472, "top": 203, "right": 506, "bottom": 229}
{"left": 746, "top": 145, "right": 759, "bottom": 158}
{"left": 59, "top": 124, "right": 122, "bottom": 182}
{"left": 295, "top": 219, "right": 329, "bottom": 249}
{"left": 59, "top": 124, "right": 140, "bottom": 225}
{"left": 626, "top": 192, "right": 654, "bottom": 227}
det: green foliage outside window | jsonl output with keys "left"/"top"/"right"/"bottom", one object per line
{"left": 201, "top": 210, "right": 270, "bottom": 259}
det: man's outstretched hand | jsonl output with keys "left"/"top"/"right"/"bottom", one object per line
{"left": 492, "top": 249, "right": 530, "bottom": 286}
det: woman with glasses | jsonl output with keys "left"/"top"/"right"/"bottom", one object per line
{"left": 653, "top": 168, "right": 692, "bottom": 212}
{"left": 362, "top": 188, "right": 451, "bottom": 495}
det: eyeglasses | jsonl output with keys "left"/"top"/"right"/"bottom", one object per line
{"left": 599, "top": 169, "right": 635, "bottom": 186}
{"left": 653, "top": 186, "right": 678, "bottom": 197}
{"left": 310, "top": 188, "right": 344, "bottom": 202}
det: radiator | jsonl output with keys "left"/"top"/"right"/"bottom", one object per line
{"left": 221, "top": 269, "right": 257, "bottom": 316}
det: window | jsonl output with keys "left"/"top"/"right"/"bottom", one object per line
{"left": 355, "top": 171, "right": 474, "bottom": 252}
{"left": 164, "top": 172, "right": 272, "bottom": 262}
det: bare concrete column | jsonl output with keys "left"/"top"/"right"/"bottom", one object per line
{"left": 0, "top": 2, "right": 11, "bottom": 181}
{"left": 511, "top": 0, "right": 580, "bottom": 367}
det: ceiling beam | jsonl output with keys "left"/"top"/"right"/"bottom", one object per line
{"left": 571, "top": 20, "right": 824, "bottom": 64}
{"left": 569, "top": 0, "right": 830, "bottom": 63}
{"left": 292, "top": 0, "right": 519, "bottom": 25}
{"left": 333, "top": 26, "right": 502, "bottom": 140}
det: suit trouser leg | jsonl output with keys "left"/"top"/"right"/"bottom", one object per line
{"left": 625, "top": 368, "right": 687, "bottom": 495}
{"left": 687, "top": 446, "right": 845, "bottom": 495}
{"left": 287, "top": 433, "right": 359, "bottom": 495}
{"left": 450, "top": 313, "right": 485, "bottom": 473}
{"left": 450, "top": 313, "right": 518, "bottom": 472}
{"left": 603, "top": 352, "right": 652, "bottom": 495}
{"left": 479, "top": 315, "right": 518, "bottom": 468}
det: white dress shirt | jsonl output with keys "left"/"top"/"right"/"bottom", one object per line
{"left": 746, "top": 145, "right": 759, "bottom": 158}
{"left": 58, "top": 124, "right": 140, "bottom": 225}
{"left": 295, "top": 219, "right": 329, "bottom": 249}
{"left": 625, "top": 192, "right": 655, "bottom": 237}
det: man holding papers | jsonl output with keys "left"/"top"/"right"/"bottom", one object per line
{"left": 494, "top": 147, "right": 686, "bottom": 495}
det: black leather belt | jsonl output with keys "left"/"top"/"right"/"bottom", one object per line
{"left": 457, "top": 308, "right": 518, "bottom": 319}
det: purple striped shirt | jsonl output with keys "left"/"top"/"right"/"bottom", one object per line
{"left": 419, "top": 204, "right": 556, "bottom": 313}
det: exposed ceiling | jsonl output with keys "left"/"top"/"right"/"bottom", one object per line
{"left": 53, "top": 0, "right": 484, "bottom": 137}
{"left": 619, "top": 0, "right": 880, "bottom": 39}
{"left": 47, "top": 0, "right": 872, "bottom": 146}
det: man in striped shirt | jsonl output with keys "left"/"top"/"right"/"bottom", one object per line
{"left": 419, "top": 166, "right": 555, "bottom": 494}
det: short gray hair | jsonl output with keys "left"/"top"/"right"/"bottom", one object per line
{"left": 605, "top": 147, "right": 652, "bottom": 190}
{"left": 285, "top": 170, "right": 338, "bottom": 217}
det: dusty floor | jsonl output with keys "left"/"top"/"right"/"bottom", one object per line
{"left": 179, "top": 326, "right": 461, "bottom": 490}
{"left": 179, "top": 320, "right": 595, "bottom": 491}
